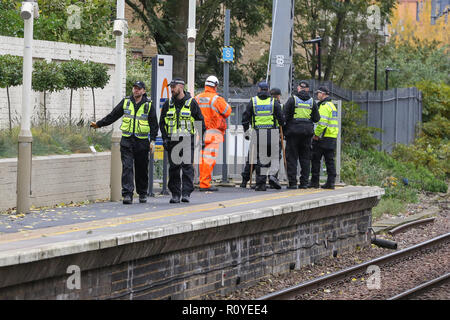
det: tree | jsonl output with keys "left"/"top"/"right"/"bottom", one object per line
{"left": 125, "top": 0, "right": 272, "bottom": 85}
{"left": 32, "top": 60, "right": 65, "bottom": 126}
{"left": 0, "top": 54, "right": 22, "bottom": 133}
{"left": 86, "top": 61, "right": 110, "bottom": 121}
{"left": 293, "top": 0, "right": 397, "bottom": 83}
{"left": 61, "top": 59, "right": 91, "bottom": 123}
{"left": 0, "top": 0, "right": 116, "bottom": 47}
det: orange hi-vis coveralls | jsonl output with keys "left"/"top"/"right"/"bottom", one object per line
{"left": 195, "top": 86, "right": 232, "bottom": 189}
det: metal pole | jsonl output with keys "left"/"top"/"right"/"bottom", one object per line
{"left": 374, "top": 37, "right": 378, "bottom": 91}
{"left": 318, "top": 41, "right": 321, "bottom": 81}
{"left": 222, "top": 9, "right": 230, "bottom": 183}
{"left": 110, "top": 0, "right": 126, "bottom": 202}
{"left": 187, "top": 0, "right": 196, "bottom": 96}
{"left": 17, "top": 0, "right": 37, "bottom": 214}
{"left": 385, "top": 69, "right": 389, "bottom": 90}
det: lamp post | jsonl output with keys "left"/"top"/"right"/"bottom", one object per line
{"left": 187, "top": 0, "right": 196, "bottom": 96}
{"left": 110, "top": 0, "right": 127, "bottom": 202}
{"left": 17, "top": 0, "right": 39, "bottom": 214}
{"left": 303, "top": 37, "right": 323, "bottom": 81}
{"left": 385, "top": 67, "right": 397, "bottom": 90}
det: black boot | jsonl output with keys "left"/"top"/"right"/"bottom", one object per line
{"left": 123, "top": 195, "right": 133, "bottom": 204}
{"left": 240, "top": 180, "right": 248, "bottom": 188}
{"left": 255, "top": 184, "right": 267, "bottom": 191}
{"left": 287, "top": 183, "right": 297, "bottom": 189}
{"left": 321, "top": 182, "right": 335, "bottom": 189}
{"left": 308, "top": 178, "right": 320, "bottom": 188}
{"left": 169, "top": 195, "right": 180, "bottom": 203}
{"left": 268, "top": 176, "right": 281, "bottom": 189}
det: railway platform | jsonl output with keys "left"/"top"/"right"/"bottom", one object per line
{"left": 0, "top": 185, "right": 383, "bottom": 299}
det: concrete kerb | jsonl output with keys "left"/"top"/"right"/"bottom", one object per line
{"left": 0, "top": 186, "right": 384, "bottom": 268}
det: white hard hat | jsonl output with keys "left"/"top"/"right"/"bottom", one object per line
{"left": 205, "top": 75, "right": 219, "bottom": 87}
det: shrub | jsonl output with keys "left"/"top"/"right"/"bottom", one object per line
{"left": 341, "top": 101, "right": 382, "bottom": 150}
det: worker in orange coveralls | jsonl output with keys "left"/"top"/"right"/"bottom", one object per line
{"left": 195, "top": 76, "right": 232, "bottom": 191}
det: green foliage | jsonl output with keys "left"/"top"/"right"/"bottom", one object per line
{"left": 61, "top": 59, "right": 91, "bottom": 90}
{"left": 243, "top": 52, "right": 269, "bottom": 85}
{"left": 372, "top": 198, "right": 406, "bottom": 219}
{"left": 0, "top": 0, "right": 115, "bottom": 47}
{"left": 126, "top": 0, "right": 272, "bottom": 86}
{"left": 61, "top": 59, "right": 92, "bottom": 122}
{"left": 391, "top": 81, "right": 450, "bottom": 178}
{"left": 379, "top": 40, "right": 449, "bottom": 89}
{"left": 86, "top": 61, "right": 110, "bottom": 90}
{"left": 32, "top": 60, "right": 65, "bottom": 124}
{"left": 416, "top": 81, "right": 450, "bottom": 123}
{"left": 341, "top": 101, "right": 381, "bottom": 150}
{"left": 0, "top": 123, "right": 112, "bottom": 159}
{"left": 342, "top": 145, "right": 448, "bottom": 201}
{"left": 32, "top": 60, "right": 65, "bottom": 93}
{"left": 0, "top": 54, "right": 23, "bottom": 88}
{"left": 126, "top": 55, "right": 151, "bottom": 96}
{"left": 0, "top": 54, "right": 23, "bottom": 132}
{"left": 293, "top": 0, "right": 397, "bottom": 82}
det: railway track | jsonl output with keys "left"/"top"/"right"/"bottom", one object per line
{"left": 388, "top": 272, "right": 450, "bottom": 300}
{"left": 256, "top": 232, "right": 450, "bottom": 300}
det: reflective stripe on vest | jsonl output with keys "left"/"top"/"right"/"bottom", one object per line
{"left": 165, "top": 98, "right": 195, "bottom": 136}
{"left": 120, "top": 98, "right": 151, "bottom": 139}
{"left": 252, "top": 96, "right": 276, "bottom": 129}
{"left": 316, "top": 101, "right": 339, "bottom": 138}
{"left": 294, "top": 96, "right": 313, "bottom": 121}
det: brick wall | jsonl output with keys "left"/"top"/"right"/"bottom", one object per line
{"left": 0, "top": 152, "right": 112, "bottom": 211}
{"left": 0, "top": 197, "right": 376, "bottom": 299}
{"left": 0, "top": 36, "right": 126, "bottom": 130}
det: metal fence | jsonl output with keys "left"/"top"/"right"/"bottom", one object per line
{"left": 307, "top": 80, "right": 423, "bottom": 152}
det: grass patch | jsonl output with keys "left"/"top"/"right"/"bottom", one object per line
{"left": 341, "top": 145, "right": 447, "bottom": 213}
{"left": 372, "top": 198, "right": 407, "bottom": 220}
{"left": 0, "top": 123, "right": 112, "bottom": 158}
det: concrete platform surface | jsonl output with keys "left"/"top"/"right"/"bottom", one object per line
{"left": 0, "top": 186, "right": 384, "bottom": 267}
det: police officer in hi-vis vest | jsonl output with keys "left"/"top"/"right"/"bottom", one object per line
{"left": 283, "top": 80, "right": 320, "bottom": 189}
{"left": 242, "top": 81, "right": 285, "bottom": 191}
{"left": 90, "top": 81, "right": 158, "bottom": 204}
{"left": 309, "top": 86, "right": 339, "bottom": 189}
{"left": 159, "top": 78, "right": 206, "bottom": 204}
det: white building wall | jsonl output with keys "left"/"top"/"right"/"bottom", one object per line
{"left": 0, "top": 36, "right": 126, "bottom": 129}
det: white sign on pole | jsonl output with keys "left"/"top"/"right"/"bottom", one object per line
{"left": 154, "top": 55, "right": 173, "bottom": 119}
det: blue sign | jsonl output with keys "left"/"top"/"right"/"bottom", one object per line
{"left": 222, "top": 47, "right": 234, "bottom": 63}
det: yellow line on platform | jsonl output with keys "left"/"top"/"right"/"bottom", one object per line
{"left": 0, "top": 189, "right": 323, "bottom": 245}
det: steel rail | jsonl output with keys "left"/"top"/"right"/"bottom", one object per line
{"left": 256, "top": 232, "right": 450, "bottom": 300}
{"left": 388, "top": 217, "right": 436, "bottom": 235}
{"left": 387, "top": 272, "right": 450, "bottom": 300}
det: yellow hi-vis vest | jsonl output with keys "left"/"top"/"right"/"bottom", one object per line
{"left": 294, "top": 96, "right": 313, "bottom": 121}
{"left": 252, "top": 96, "right": 277, "bottom": 129}
{"left": 315, "top": 101, "right": 339, "bottom": 138}
{"left": 164, "top": 98, "right": 196, "bottom": 136}
{"left": 120, "top": 98, "right": 151, "bottom": 139}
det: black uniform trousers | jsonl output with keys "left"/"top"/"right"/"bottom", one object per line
{"left": 166, "top": 136, "right": 195, "bottom": 197}
{"left": 241, "top": 139, "right": 282, "bottom": 183}
{"left": 120, "top": 136, "right": 150, "bottom": 197}
{"left": 311, "top": 139, "right": 336, "bottom": 184}
{"left": 286, "top": 133, "right": 313, "bottom": 186}
{"left": 253, "top": 129, "right": 279, "bottom": 186}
